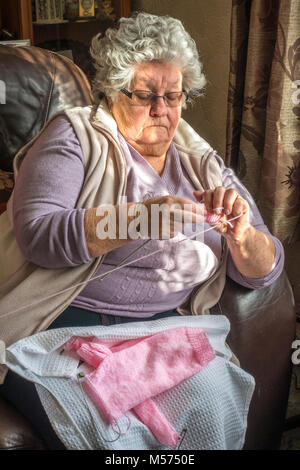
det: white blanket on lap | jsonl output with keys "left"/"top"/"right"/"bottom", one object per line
{"left": 3, "top": 315, "right": 255, "bottom": 450}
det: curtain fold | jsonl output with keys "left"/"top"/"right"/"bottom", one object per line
{"left": 226, "top": 0, "right": 300, "bottom": 245}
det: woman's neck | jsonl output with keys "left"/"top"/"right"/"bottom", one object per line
{"left": 143, "top": 153, "right": 167, "bottom": 176}
{"left": 123, "top": 137, "right": 168, "bottom": 176}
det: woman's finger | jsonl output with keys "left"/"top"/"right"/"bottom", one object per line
{"left": 212, "top": 186, "right": 226, "bottom": 214}
{"left": 232, "top": 196, "right": 248, "bottom": 218}
{"left": 223, "top": 189, "right": 240, "bottom": 215}
{"left": 200, "top": 189, "right": 214, "bottom": 212}
{"left": 193, "top": 190, "right": 203, "bottom": 202}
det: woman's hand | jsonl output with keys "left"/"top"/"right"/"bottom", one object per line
{"left": 194, "top": 187, "right": 276, "bottom": 278}
{"left": 85, "top": 195, "right": 205, "bottom": 257}
{"left": 141, "top": 195, "right": 205, "bottom": 239}
{"left": 193, "top": 187, "right": 251, "bottom": 244}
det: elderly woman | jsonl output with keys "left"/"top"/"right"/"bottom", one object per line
{"left": 0, "top": 13, "right": 283, "bottom": 449}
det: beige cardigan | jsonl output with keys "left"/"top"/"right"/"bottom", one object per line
{"left": 0, "top": 101, "right": 227, "bottom": 382}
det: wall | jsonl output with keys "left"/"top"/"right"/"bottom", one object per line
{"left": 131, "top": 0, "right": 232, "bottom": 158}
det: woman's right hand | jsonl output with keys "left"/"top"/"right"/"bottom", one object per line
{"left": 138, "top": 195, "right": 205, "bottom": 240}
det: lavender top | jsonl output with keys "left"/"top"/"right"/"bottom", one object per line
{"left": 13, "top": 115, "right": 284, "bottom": 318}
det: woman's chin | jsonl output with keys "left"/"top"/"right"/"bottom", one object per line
{"left": 136, "top": 134, "right": 171, "bottom": 148}
{"left": 136, "top": 141, "right": 170, "bottom": 156}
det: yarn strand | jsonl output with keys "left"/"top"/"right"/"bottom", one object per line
{"left": 1, "top": 212, "right": 243, "bottom": 317}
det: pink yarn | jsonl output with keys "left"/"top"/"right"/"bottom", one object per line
{"left": 204, "top": 211, "right": 222, "bottom": 225}
{"left": 65, "top": 326, "right": 215, "bottom": 448}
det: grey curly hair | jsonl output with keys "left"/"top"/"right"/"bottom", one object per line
{"left": 90, "top": 12, "right": 206, "bottom": 105}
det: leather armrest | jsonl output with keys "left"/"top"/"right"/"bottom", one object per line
{"left": 213, "top": 271, "right": 296, "bottom": 449}
{"left": 0, "top": 394, "right": 47, "bottom": 450}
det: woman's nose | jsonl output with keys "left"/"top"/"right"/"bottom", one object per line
{"left": 149, "top": 97, "right": 168, "bottom": 117}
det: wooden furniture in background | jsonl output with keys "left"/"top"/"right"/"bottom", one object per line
{"left": 0, "top": 0, "right": 131, "bottom": 81}
{"left": 0, "top": 0, "right": 34, "bottom": 43}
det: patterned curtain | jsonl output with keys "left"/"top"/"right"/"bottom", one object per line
{"left": 226, "top": 0, "right": 300, "bottom": 247}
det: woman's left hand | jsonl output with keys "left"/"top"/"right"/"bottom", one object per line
{"left": 194, "top": 187, "right": 251, "bottom": 244}
{"left": 194, "top": 187, "right": 276, "bottom": 279}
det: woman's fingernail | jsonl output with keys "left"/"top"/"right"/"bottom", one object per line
{"left": 224, "top": 209, "right": 230, "bottom": 215}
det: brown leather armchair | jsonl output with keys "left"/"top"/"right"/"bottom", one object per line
{"left": 0, "top": 45, "right": 296, "bottom": 450}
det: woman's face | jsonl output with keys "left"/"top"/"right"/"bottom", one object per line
{"left": 111, "top": 61, "right": 183, "bottom": 160}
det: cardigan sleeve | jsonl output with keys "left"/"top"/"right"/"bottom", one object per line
{"left": 12, "top": 114, "right": 94, "bottom": 268}
{"left": 214, "top": 154, "right": 284, "bottom": 289}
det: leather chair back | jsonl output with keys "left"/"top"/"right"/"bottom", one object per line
{"left": 0, "top": 45, "right": 93, "bottom": 172}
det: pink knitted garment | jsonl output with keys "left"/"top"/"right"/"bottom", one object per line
{"left": 64, "top": 326, "right": 215, "bottom": 448}
{"left": 203, "top": 206, "right": 223, "bottom": 225}
{"left": 205, "top": 212, "right": 222, "bottom": 225}
{"left": 64, "top": 335, "right": 179, "bottom": 447}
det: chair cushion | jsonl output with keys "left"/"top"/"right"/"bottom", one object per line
{"left": 0, "top": 394, "right": 47, "bottom": 450}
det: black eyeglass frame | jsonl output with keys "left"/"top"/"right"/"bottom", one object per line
{"left": 120, "top": 88, "right": 189, "bottom": 107}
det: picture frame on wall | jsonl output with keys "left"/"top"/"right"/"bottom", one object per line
{"left": 78, "top": 0, "right": 95, "bottom": 18}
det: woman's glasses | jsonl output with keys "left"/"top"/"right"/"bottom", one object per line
{"left": 121, "top": 88, "right": 188, "bottom": 107}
